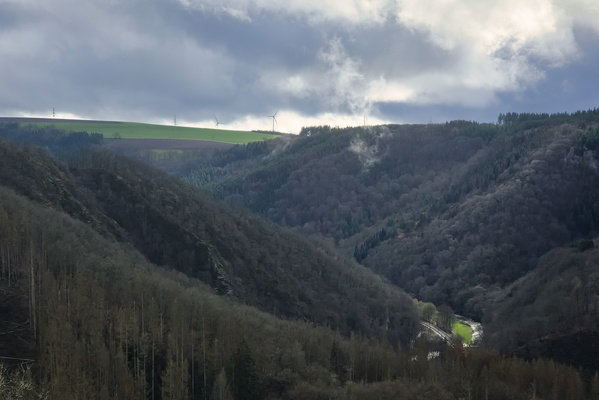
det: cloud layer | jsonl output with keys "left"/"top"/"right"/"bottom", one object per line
{"left": 1, "top": 0, "right": 598, "bottom": 132}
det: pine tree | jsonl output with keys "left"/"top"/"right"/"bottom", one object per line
{"left": 226, "top": 340, "right": 261, "bottom": 400}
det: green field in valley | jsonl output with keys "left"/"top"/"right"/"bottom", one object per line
{"left": 452, "top": 322, "right": 473, "bottom": 344}
{"left": 21, "top": 119, "right": 276, "bottom": 144}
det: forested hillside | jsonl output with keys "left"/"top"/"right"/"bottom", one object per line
{"left": 181, "top": 109, "right": 599, "bottom": 360}
{"left": 0, "top": 131, "right": 419, "bottom": 346}
{"left": 72, "top": 150, "right": 420, "bottom": 345}
{"left": 2, "top": 122, "right": 599, "bottom": 398}
{"left": 1, "top": 123, "right": 599, "bottom": 399}
{"left": 485, "top": 238, "right": 599, "bottom": 369}
{"left": 0, "top": 185, "right": 595, "bottom": 399}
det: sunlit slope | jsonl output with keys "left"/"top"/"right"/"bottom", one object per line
{"left": 18, "top": 118, "right": 276, "bottom": 144}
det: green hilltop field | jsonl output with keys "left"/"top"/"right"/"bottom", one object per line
{"left": 11, "top": 118, "right": 277, "bottom": 144}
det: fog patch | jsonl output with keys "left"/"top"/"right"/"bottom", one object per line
{"left": 264, "top": 135, "right": 293, "bottom": 160}
{"left": 349, "top": 125, "right": 391, "bottom": 169}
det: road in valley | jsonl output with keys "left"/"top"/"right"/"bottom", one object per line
{"left": 420, "top": 317, "right": 483, "bottom": 346}
{"left": 420, "top": 321, "right": 453, "bottom": 343}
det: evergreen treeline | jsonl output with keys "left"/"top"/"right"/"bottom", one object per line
{"left": 0, "top": 122, "right": 102, "bottom": 156}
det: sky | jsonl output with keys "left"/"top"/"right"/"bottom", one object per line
{"left": 1, "top": 0, "right": 598, "bottom": 134}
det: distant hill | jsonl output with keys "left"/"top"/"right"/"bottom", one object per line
{"left": 0, "top": 117, "right": 276, "bottom": 144}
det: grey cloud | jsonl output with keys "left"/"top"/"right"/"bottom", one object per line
{"left": 344, "top": 22, "right": 457, "bottom": 80}
{"left": 1, "top": 0, "right": 598, "bottom": 131}
{"left": 175, "top": 9, "right": 322, "bottom": 69}
{"left": 0, "top": 2, "right": 24, "bottom": 31}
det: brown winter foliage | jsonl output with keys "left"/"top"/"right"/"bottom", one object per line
{"left": 1, "top": 115, "right": 599, "bottom": 398}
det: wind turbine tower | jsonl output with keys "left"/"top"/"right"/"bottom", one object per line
{"left": 268, "top": 110, "right": 278, "bottom": 132}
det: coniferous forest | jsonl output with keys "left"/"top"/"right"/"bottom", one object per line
{"left": 1, "top": 112, "right": 599, "bottom": 399}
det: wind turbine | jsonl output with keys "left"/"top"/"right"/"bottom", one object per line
{"left": 268, "top": 110, "right": 278, "bottom": 132}
{"left": 214, "top": 115, "right": 222, "bottom": 129}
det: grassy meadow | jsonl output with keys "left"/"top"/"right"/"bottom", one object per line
{"left": 22, "top": 119, "right": 276, "bottom": 144}
{"left": 452, "top": 322, "right": 473, "bottom": 344}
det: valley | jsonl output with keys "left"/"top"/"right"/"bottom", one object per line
{"left": 0, "top": 112, "right": 599, "bottom": 399}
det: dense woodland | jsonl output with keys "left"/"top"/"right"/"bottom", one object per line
{"left": 0, "top": 128, "right": 420, "bottom": 345}
{"left": 1, "top": 116, "right": 599, "bottom": 398}
{"left": 178, "top": 109, "right": 599, "bottom": 364}
{"left": 485, "top": 240, "right": 599, "bottom": 369}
